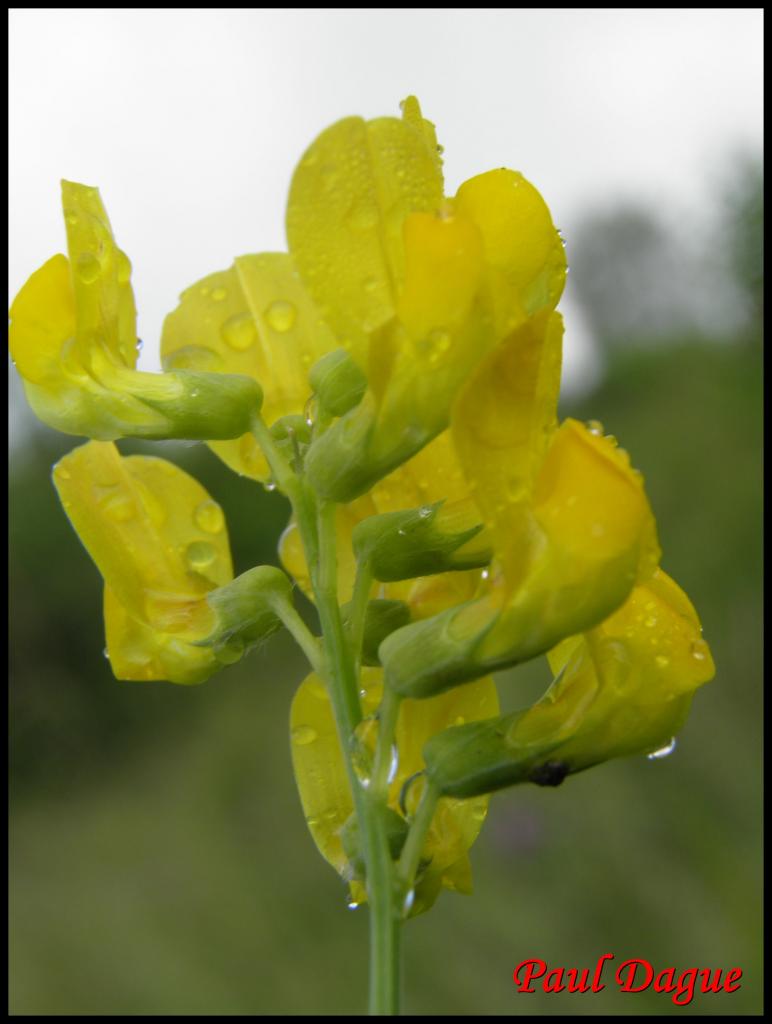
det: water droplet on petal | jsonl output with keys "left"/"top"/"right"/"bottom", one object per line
{"left": 165, "top": 345, "right": 224, "bottom": 372}
{"left": 185, "top": 540, "right": 217, "bottom": 571}
{"left": 101, "top": 491, "right": 136, "bottom": 522}
{"left": 221, "top": 312, "right": 258, "bottom": 350}
{"left": 346, "top": 203, "right": 379, "bottom": 232}
{"left": 292, "top": 725, "right": 318, "bottom": 746}
{"left": 76, "top": 252, "right": 101, "bottom": 284}
{"left": 64, "top": 209, "right": 78, "bottom": 226}
{"left": 264, "top": 479, "right": 277, "bottom": 493}
{"left": 690, "top": 640, "right": 708, "bottom": 662}
{"left": 194, "top": 499, "right": 225, "bottom": 534}
{"left": 647, "top": 737, "right": 677, "bottom": 760}
{"left": 103, "top": 647, "right": 110, "bottom": 660}
{"left": 418, "top": 505, "right": 432, "bottom": 519}
{"left": 586, "top": 419, "right": 604, "bottom": 436}
{"left": 654, "top": 654, "right": 670, "bottom": 668}
{"left": 347, "top": 899, "right": 361, "bottom": 911}
{"left": 481, "top": 568, "right": 490, "bottom": 580}
{"left": 265, "top": 300, "right": 297, "bottom": 333}
{"left": 211, "top": 287, "right": 227, "bottom": 302}
{"left": 644, "top": 616, "right": 657, "bottom": 628}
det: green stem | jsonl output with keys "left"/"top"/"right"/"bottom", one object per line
{"left": 372, "top": 686, "right": 401, "bottom": 801}
{"left": 314, "top": 501, "right": 401, "bottom": 1014}
{"left": 271, "top": 594, "right": 324, "bottom": 675}
{"left": 250, "top": 420, "right": 402, "bottom": 1014}
{"left": 348, "top": 560, "right": 373, "bottom": 670}
{"left": 398, "top": 781, "right": 440, "bottom": 896}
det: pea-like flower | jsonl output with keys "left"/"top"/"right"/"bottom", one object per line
{"left": 9, "top": 182, "right": 262, "bottom": 442}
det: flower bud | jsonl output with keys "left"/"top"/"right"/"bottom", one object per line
{"left": 200, "top": 565, "right": 295, "bottom": 664}
{"left": 352, "top": 502, "right": 488, "bottom": 583}
{"left": 308, "top": 349, "right": 367, "bottom": 418}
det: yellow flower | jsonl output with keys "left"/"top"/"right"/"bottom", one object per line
{"left": 290, "top": 668, "right": 498, "bottom": 914}
{"left": 161, "top": 97, "right": 566, "bottom": 495}
{"left": 423, "top": 569, "right": 715, "bottom": 797}
{"left": 53, "top": 440, "right": 231, "bottom": 683}
{"left": 9, "top": 181, "right": 261, "bottom": 441}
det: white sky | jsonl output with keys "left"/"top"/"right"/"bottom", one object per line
{"left": 8, "top": 8, "right": 763, "bottom": 410}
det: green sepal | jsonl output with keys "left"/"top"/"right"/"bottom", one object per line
{"left": 352, "top": 502, "right": 487, "bottom": 583}
{"left": 340, "top": 805, "right": 410, "bottom": 881}
{"left": 380, "top": 599, "right": 495, "bottom": 699}
{"left": 341, "top": 598, "right": 412, "bottom": 666}
{"left": 270, "top": 414, "right": 312, "bottom": 469}
{"left": 139, "top": 370, "right": 263, "bottom": 440}
{"left": 422, "top": 711, "right": 567, "bottom": 799}
{"left": 308, "top": 349, "right": 367, "bottom": 418}
{"left": 198, "top": 565, "right": 293, "bottom": 665}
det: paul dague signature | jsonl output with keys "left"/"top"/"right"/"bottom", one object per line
{"left": 513, "top": 955, "right": 742, "bottom": 1007}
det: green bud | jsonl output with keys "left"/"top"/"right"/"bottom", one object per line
{"left": 199, "top": 565, "right": 294, "bottom": 664}
{"left": 340, "top": 805, "right": 409, "bottom": 880}
{"left": 380, "top": 598, "right": 496, "bottom": 699}
{"left": 139, "top": 370, "right": 263, "bottom": 440}
{"left": 340, "top": 599, "right": 411, "bottom": 667}
{"left": 352, "top": 503, "right": 487, "bottom": 583}
{"left": 270, "top": 414, "right": 312, "bottom": 469}
{"left": 422, "top": 712, "right": 565, "bottom": 799}
{"left": 308, "top": 349, "right": 367, "bottom": 418}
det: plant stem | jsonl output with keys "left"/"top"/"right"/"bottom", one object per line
{"left": 398, "top": 780, "right": 440, "bottom": 893}
{"left": 250, "top": 420, "right": 402, "bottom": 1014}
{"left": 271, "top": 594, "right": 324, "bottom": 675}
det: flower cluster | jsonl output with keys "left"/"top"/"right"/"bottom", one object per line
{"left": 9, "top": 97, "right": 714, "bottom": 918}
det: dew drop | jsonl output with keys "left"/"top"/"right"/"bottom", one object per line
{"left": 64, "top": 209, "right": 78, "bottom": 226}
{"left": 265, "top": 300, "right": 297, "bottom": 333}
{"left": 654, "top": 654, "right": 670, "bottom": 669}
{"left": 454, "top": 715, "right": 466, "bottom": 726}
{"left": 399, "top": 771, "right": 426, "bottom": 818}
{"left": 644, "top": 616, "right": 657, "bottom": 628}
{"left": 418, "top": 505, "right": 432, "bottom": 519}
{"left": 402, "top": 889, "right": 415, "bottom": 916}
{"left": 185, "top": 540, "right": 217, "bottom": 571}
{"left": 194, "top": 499, "right": 225, "bottom": 534}
{"left": 103, "top": 647, "right": 110, "bottom": 660}
{"left": 586, "top": 419, "right": 604, "bottom": 436}
{"left": 351, "top": 716, "right": 379, "bottom": 788}
{"left": 264, "top": 479, "right": 277, "bottom": 493}
{"left": 211, "top": 287, "right": 227, "bottom": 302}
{"left": 221, "top": 312, "right": 258, "bottom": 350}
{"left": 101, "top": 492, "right": 136, "bottom": 522}
{"left": 165, "top": 345, "right": 224, "bottom": 372}
{"left": 76, "top": 252, "right": 101, "bottom": 284}
{"left": 481, "top": 568, "right": 490, "bottom": 580}
{"left": 647, "top": 737, "right": 677, "bottom": 760}
{"left": 347, "top": 899, "right": 361, "bottom": 911}
{"left": 292, "top": 725, "right": 318, "bottom": 746}
{"left": 690, "top": 640, "right": 708, "bottom": 662}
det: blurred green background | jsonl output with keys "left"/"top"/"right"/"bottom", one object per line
{"left": 9, "top": 164, "right": 762, "bottom": 1015}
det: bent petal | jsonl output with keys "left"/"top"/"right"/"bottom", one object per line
{"left": 289, "top": 668, "right": 497, "bottom": 913}
{"left": 53, "top": 441, "right": 232, "bottom": 639}
{"left": 104, "top": 585, "right": 219, "bottom": 685}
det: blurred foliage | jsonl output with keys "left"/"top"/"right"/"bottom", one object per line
{"left": 9, "top": 167, "right": 762, "bottom": 1012}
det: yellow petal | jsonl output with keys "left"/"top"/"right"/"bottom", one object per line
{"left": 290, "top": 668, "right": 498, "bottom": 908}
{"left": 60, "top": 180, "right": 138, "bottom": 370}
{"left": 53, "top": 442, "right": 232, "bottom": 637}
{"left": 452, "top": 310, "right": 563, "bottom": 540}
{"left": 454, "top": 168, "right": 566, "bottom": 333}
{"left": 525, "top": 569, "right": 715, "bottom": 769}
{"left": 104, "top": 585, "right": 218, "bottom": 685}
{"left": 286, "top": 107, "right": 444, "bottom": 358}
{"left": 8, "top": 254, "right": 76, "bottom": 386}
